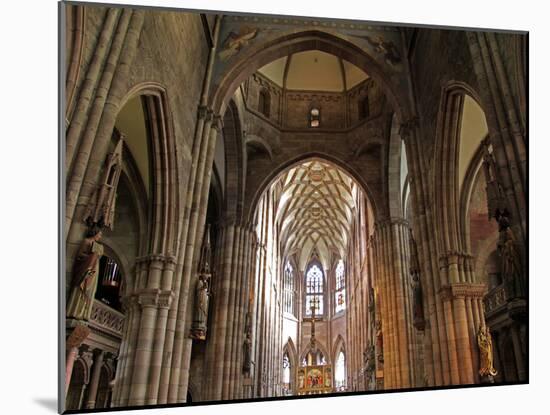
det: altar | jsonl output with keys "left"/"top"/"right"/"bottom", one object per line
{"left": 297, "top": 364, "right": 332, "bottom": 395}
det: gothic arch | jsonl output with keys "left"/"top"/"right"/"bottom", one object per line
{"left": 459, "top": 139, "right": 488, "bottom": 255}
{"left": 299, "top": 340, "right": 331, "bottom": 366}
{"left": 211, "top": 30, "right": 410, "bottom": 122}
{"left": 387, "top": 112, "right": 404, "bottom": 218}
{"left": 119, "top": 82, "right": 180, "bottom": 256}
{"left": 332, "top": 335, "right": 346, "bottom": 365}
{"left": 221, "top": 99, "right": 245, "bottom": 221}
{"left": 283, "top": 338, "right": 298, "bottom": 392}
{"left": 433, "top": 81, "right": 486, "bottom": 257}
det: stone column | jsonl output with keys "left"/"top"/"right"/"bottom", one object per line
{"left": 510, "top": 323, "right": 526, "bottom": 380}
{"left": 373, "top": 218, "right": 414, "bottom": 389}
{"left": 467, "top": 32, "right": 527, "bottom": 245}
{"left": 85, "top": 350, "right": 105, "bottom": 409}
{"left": 202, "top": 223, "right": 255, "bottom": 401}
{"left": 438, "top": 271, "right": 486, "bottom": 385}
{"left": 111, "top": 257, "right": 175, "bottom": 408}
{"left": 66, "top": 9, "right": 145, "bottom": 237}
{"left": 65, "top": 323, "right": 91, "bottom": 397}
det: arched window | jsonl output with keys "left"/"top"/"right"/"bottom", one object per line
{"left": 309, "top": 107, "right": 320, "bottom": 128}
{"left": 283, "top": 352, "right": 291, "bottom": 384}
{"left": 283, "top": 261, "right": 295, "bottom": 315}
{"left": 258, "top": 88, "right": 270, "bottom": 118}
{"left": 335, "top": 351, "right": 346, "bottom": 390}
{"left": 335, "top": 259, "right": 346, "bottom": 313}
{"left": 359, "top": 94, "right": 370, "bottom": 119}
{"left": 305, "top": 263, "right": 324, "bottom": 316}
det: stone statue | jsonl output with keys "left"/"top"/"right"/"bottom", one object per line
{"left": 409, "top": 229, "right": 425, "bottom": 330}
{"left": 67, "top": 225, "right": 104, "bottom": 322}
{"left": 364, "top": 344, "right": 375, "bottom": 375}
{"left": 375, "top": 320, "right": 384, "bottom": 364}
{"left": 498, "top": 226, "right": 524, "bottom": 300}
{"left": 368, "top": 287, "right": 375, "bottom": 318}
{"left": 243, "top": 331, "right": 252, "bottom": 375}
{"left": 190, "top": 273, "right": 210, "bottom": 340}
{"left": 477, "top": 326, "right": 498, "bottom": 380}
{"left": 190, "top": 225, "right": 212, "bottom": 340}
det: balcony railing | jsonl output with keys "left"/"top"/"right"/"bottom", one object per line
{"left": 483, "top": 284, "right": 507, "bottom": 315}
{"left": 89, "top": 300, "right": 125, "bottom": 338}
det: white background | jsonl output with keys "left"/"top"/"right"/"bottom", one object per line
{"left": 0, "top": 0, "right": 544, "bottom": 414}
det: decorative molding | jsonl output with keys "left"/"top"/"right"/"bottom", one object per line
{"left": 286, "top": 92, "right": 343, "bottom": 102}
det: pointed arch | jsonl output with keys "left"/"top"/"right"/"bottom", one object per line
{"left": 119, "top": 82, "right": 181, "bottom": 256}
{"left": 433, "top": 81, "right": 487, "bottom": 256}
{"left": 221, "top": 99, "right": 245, "bottom": 221}
{"left": 211, "top": 30, "right": 410, "bottom": 122}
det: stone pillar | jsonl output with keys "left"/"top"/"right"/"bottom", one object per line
{"left": 65, "top": 346, "right": 79, "bottom": 397}
{"left": 510, "top": 323, "right": 526, "bottom": 380}
{"left": 111, "top": 256, "right": 175, "bottom": 408}
{"left": 203, "top": 223, "right": 255, "bottom": 401}
{"left": 85, "top": 350, "right": 105, "bottom": 409}
{"left": 373, "top": 218, "right": 414, "bottom": 389}
{"left": 466, "top": 32, "right": 527, "bottom": 244}
{"left": 438, "top": 274, "right": 486, "bottom": 385}
{"left": 66, "top": 9, "right": 145, "bottom": 237}
{"left": 65, "top": 323, "right": 91, "bottom": 397}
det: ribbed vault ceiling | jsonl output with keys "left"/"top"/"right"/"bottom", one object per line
{"left": 273, "top": 160, "right": 362, "bottom": 270}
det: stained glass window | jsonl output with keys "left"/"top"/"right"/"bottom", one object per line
{"left": 305, "top": 263, "right": 324, "bottom": 316}
{"left": 335, "top": 259, "right": 346, "bottom": 313}
{"left": 283, "top": 261, "right": 295, "bottom": 315}
{"left": 283, "top": 353, "right": 290, "bottom": 384}
{"left": 335, "top": 351, "right": 346, "bottom": 390}
{"left": 309, "top": 108, "right": 320, "bottom": 128}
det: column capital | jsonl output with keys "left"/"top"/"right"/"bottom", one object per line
{"left": 375, "top": 217, "right": 409, "bottom": 230}
{"left": 439, "top": 282, "right": 487, "bottom": 301}
{"left": 211, "top": 114, "right": 223, "bottom": 131}
{"left": 134, "top": 288, "right": 175, "bottom": 309}
{"left": 135, "top": 254, "right": 177, "bottom": 267}
{"left": 399, "top": 116, "right": 419, "bottom": 140}
{"left": 197, "top": 105, "right": 209, "bottom": 120}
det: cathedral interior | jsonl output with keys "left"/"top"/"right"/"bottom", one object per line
{"left": 62, "top": 2, "right": 527, "bottom": 411}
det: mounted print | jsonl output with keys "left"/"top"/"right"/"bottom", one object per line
{"left": 60, "top": 0, "right": 528, "bottom": 413}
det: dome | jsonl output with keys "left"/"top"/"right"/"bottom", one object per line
{"left": 258, "top": 50, "right": 369, "bottom": 92}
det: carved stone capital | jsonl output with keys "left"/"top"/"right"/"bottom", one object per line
{"left": 136, "top": 289, "right": 161, "bottom": 308}
{"left": 439, "top": 283, "right": 487, "bottom": 301}
{"left": 134, "top": 288, "right": 175, "bottom": 310}
{"left": 399, "top": 117, "right": 419, "bottom": 139}
{"left": 211, "top": 114, "right": 223, "bottom": 131}
{"left": 158, "top": 290, "right": 175, "bottom": 309}
{"left": 197, "top": 105, "right": 209, "bottom": 120}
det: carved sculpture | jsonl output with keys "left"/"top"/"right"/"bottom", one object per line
{"left": 496, "top": 211, "right": 525, "bottom": 300}
{"left": 477, "top": 326, "right": 498, "bottom": 380}
{"left": 190, "top": 225, "right": 212, "bottom": 340}
{"left": 409, "top": 229, "right": 426, "bottom": 330}
{"left": 242, "top": 331, "right": 252, "bottom": 375}
{"left": 67, "top": 224, "right": 104, "bottom": 322}
{"left": 242, "top": 309, "right": 254, "bottom": 375}
{"left": 84, "top": 137, "right": 123, "bottom": 230}
{"left": 375, "top": 320, "right": 384, "bottom": 364}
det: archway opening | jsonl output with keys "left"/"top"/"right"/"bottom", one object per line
{"left": 251, "top": 157, "right": 374, "bottom": 396}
